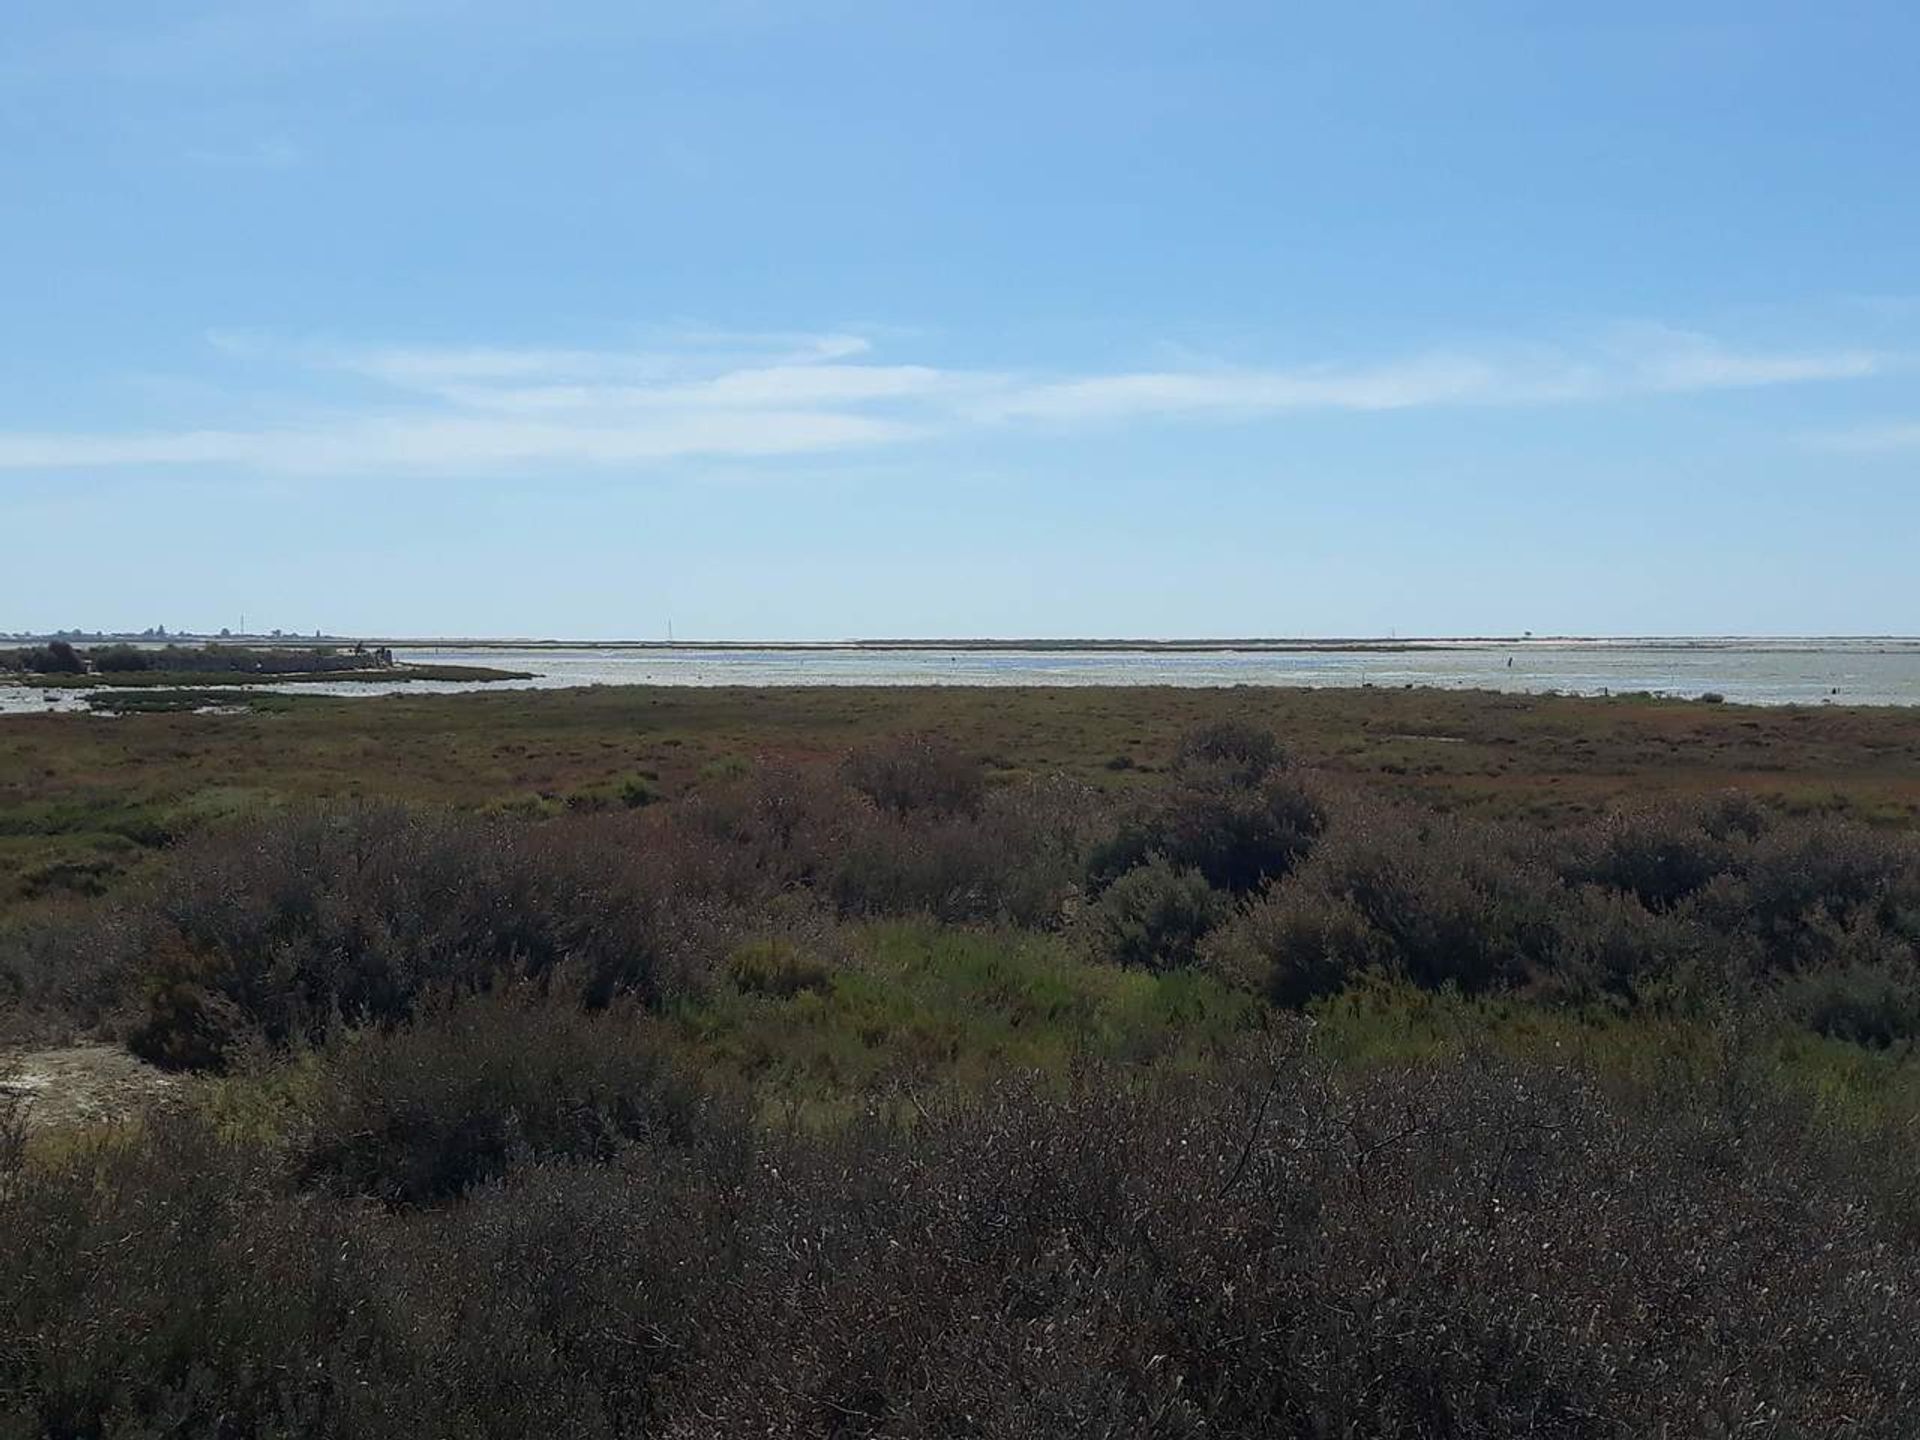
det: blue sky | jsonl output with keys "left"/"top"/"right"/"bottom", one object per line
{"left": 3, "top": 1, "right": 1917, "bottom": 639}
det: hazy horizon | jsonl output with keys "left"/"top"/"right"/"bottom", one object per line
{"left": 4, "top": 3, "right": 1918, "bottom": 637}
{"left": 13, "top": 628, "right": 1920, "bottom": 648}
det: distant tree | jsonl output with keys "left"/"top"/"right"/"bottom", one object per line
{"left": 91, "top": 645, "right": 153, "bottom": 673}
{"left": 28, "top": 640, "right": 86, "bottom": 674}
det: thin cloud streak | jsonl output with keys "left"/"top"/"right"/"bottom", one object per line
{"left": 0, "top": 326, "right": 1885, "bottom": 477}
{"left": 1814, "top": 422, "right": 1920, "bottom": 454}
{"left": 184, "top": 137, "right": 304, "bottom": 170}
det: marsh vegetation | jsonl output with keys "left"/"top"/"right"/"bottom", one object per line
{"left": 3, "top": 688, "right": 1919, "bottom": 1435}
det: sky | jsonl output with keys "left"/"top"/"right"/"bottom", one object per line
{"left": 2, "top": 1, "right": 1918, "bottom": 640}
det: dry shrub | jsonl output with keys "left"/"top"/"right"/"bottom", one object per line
{"left": 1173, "top": 718, "right": 1291, "bottom": 785}
{"left": 111, "top": 804, "right": 689, "bottom": 1070}
{"left": 5, "top": 1043, "right": 1918, "bottom": 1436}
{"left": 297, "top": 987, "right": 703, "bottom": 1206}
{"left": 1091, "top": 773, "right": 1326, "bottom": 897}
{"left": 828, "top": 776, "right": 1103, "bottom": 927}
{"left": 841, "top": 733, "right": 986, "bottom": 818}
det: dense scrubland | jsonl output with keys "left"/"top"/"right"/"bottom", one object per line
{"left": 4, "top": 687, "right": 1920, "bottom": 1436}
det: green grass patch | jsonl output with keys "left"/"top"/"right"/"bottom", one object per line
{"left": 1306, "top": 978, "right": 1920, "bottom": 1130}
{"left": 673, "top": 919, "right": 1260, "bottom": 1099}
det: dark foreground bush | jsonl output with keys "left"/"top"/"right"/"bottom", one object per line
{"left": 297, "top": 989, "right": 703, "bottom": 1206}
{"left": 4, "top": 1047, "right": 1917, "bottom": 1437}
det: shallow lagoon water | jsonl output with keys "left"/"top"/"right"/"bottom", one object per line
{"left": 6, "top": 638, "right": 1920, "bottom": 713}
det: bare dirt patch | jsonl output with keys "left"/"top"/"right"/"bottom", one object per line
{"left": 0, "top": 1043, "right": 177, "bottom": 1132}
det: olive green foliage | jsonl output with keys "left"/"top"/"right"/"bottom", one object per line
{"left": 1083, "top": 853, "right": 1228, "bottom": 972}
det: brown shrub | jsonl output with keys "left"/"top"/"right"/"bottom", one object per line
{"left": 296, "top": 988, "right": 702, "bottom": 1207}
{"left": 5, "top": 1044, "right": 1918, "bottom": 1436}
{"left": 112, "top": 804, "right": 689, "bottom": 1069}
{"left": 840, "top": 732, "right": 986, "bottom": 818}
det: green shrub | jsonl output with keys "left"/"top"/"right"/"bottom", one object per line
{"left": 1206, "top": 887, "right": 1382, "bottom": 1005}
{"left": 697, "top": 754, "right": 753, "bottom": 784}
{"left": 1736, "top": 820, "right": 1920, "bottom": 965}
{"left": 1529, "top": 885, "right": 1710, "bottom": 1010}
{"left": 1790, "top": 963, "right": 1920, "bottom": 1048}
{"left": 828, "top": 778, "right": 1099, "bottom": 927}
{"left": 726, "top": 938, "right": 834, "bottom": 998}
{"left": 19, "top": 640, "right": 86, "bottom": 674}
{"left": 1083, "top": 853, "right": 1228, "bottom": 972}
{"left": 1310, "top": 814, "right": 1561, "bottom": 994}
{"left": 617, "top": 774, "right": 659, "bottom": 808}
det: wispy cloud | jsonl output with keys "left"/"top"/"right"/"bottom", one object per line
{"left": 1813, "top": 422, "right": 1920, "bottom": 454}
{"left": 0, "top": 324, "right": 1886, "bottom": 478}
{"left": 184, "top": 136, "right": 304, "bottom": 170}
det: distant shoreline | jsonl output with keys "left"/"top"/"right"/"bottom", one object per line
{"left": 7, "top": 634, "right": 1918, "bottom": 658}
{"left": 14, "top": 634, "right": 1901, "bottom": 655}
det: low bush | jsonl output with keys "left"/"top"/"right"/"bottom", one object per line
{"left": 88, "top": 644, "right": 154, "bottom": 673}
{"left": 1205, "top": 887, "right": 1383, "bottom": 1004}
{"left": 841, "top": 732, "right": 985, "bottom": 818}
{"left": 1082, "top": 853, "right": 1228, "bottom": 972}
{"left": 1788, "top": 962, "right": 1920, "bottom": 1048}
{"left": 4, "top": 640, "right": 87, "bottom": 674}
{"left": 1306, "top": 813, "right": 1561, "bottom": 994}
{"left": 1527, "top": 883, "right": 1714, "bottom": 1010}
{"left": 828, "top": 777, "right": 1102, "bottom": 927}
{"left": 1736, "top": 819, "right": 1920, "bottom": 966}
{"left": 1173, "top": 716, "right": 1290, "bottom": 784}
{"left": 1560, "top": 800, "right": 1746, "bottom": 911}
{"left": 1090, "top": 771, "right": 1326, "bottom": 896}
{"left": 296, "top": 988, "right": 702, "bottom": 1206}
{"left": 112, "top": 805, "right": 688, "bottom": 1070}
